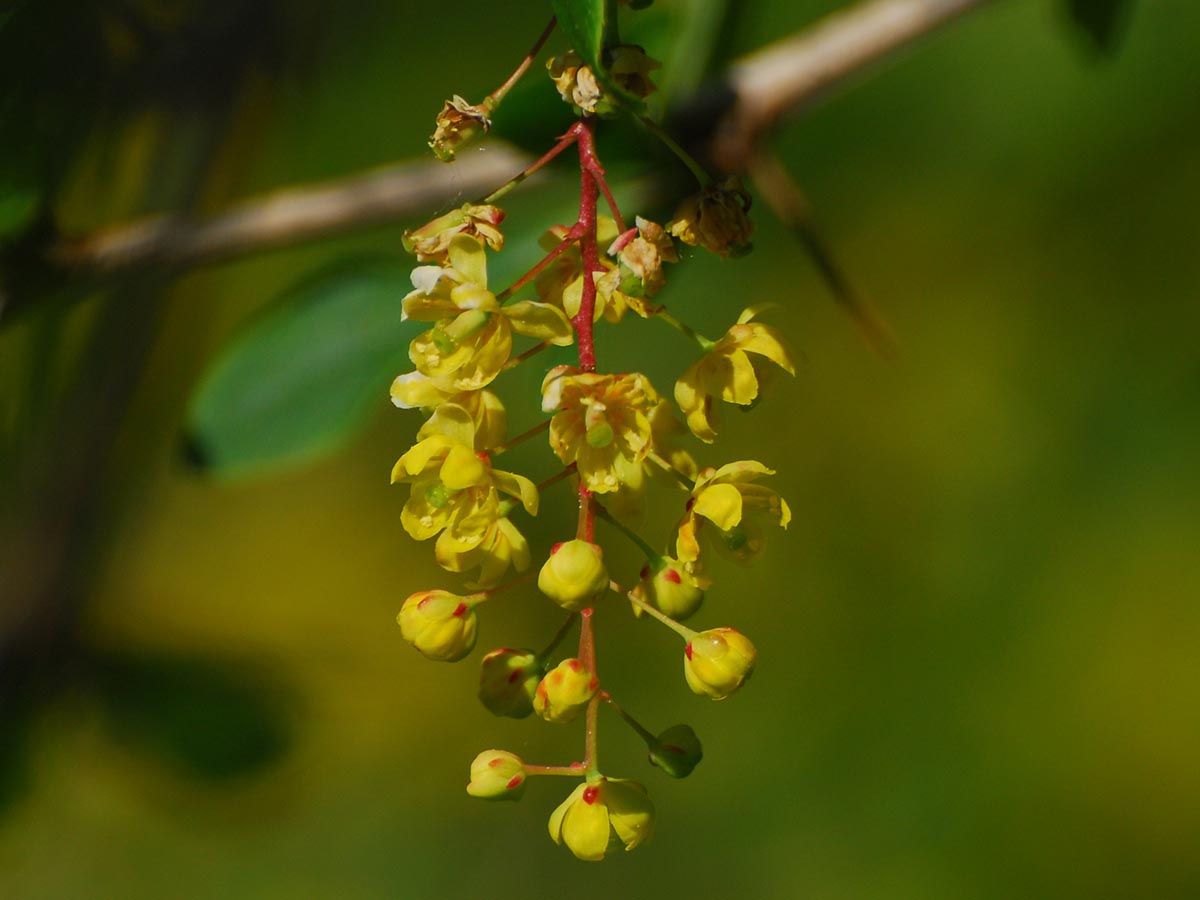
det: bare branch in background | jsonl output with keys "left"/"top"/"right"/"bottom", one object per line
{"left": 38, "top": 0, "right": 996, "bottom": 279}
{"left": 711, "top": 0, "right": 994, "bottom": 172}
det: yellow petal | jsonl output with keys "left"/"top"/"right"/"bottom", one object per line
{"left": 417, "top": 402, "right": 477, "bottom": 447}
{"left": 441, "top": 443, "right": 486, "bottom": 490}
{"left": 392, "top": 436, "right": 450, "bottom": 482}
{"left": 503, "top": 301, "right": 575, "bottom": 346}
{"left": 390, "top": 371, "right": 448, "bottom": 409}
{"left": 446, "top": 234, "right": 488, "bottom": 288}
{"left": 493, "top": 470, "right": 539, "bottom": 515}
{"left": 401, "top": 286, "right": 458, "bottom": 322}
{"left": 561, "top": 791, "right": 611, "bottom": 861}
{"left": 400, "top": 489, "right": 450, "bottom": 540}
{"left": 721, "top": 349, "right": 760, "bottom": 406}
{"left": 735, "top": 322, "right": 796, "bottom": 375}
{"left": 693, "top": 483, "right": 744, "bottom": 531}
{"left": 604, "top": 781, "right": 654, "bottom": 851}
{"left": 548, "top": 784, "right": 586, "bottom": 845}
{"left": 710, "top": 459, "right": 775, "bottom": 484}
{"left": 409, "top": 329, "right": 476, "bottom": 378}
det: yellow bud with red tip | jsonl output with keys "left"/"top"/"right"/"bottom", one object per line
{"left": 534, "top": 658, "right": 598, "bottom": 724}
{"left": 466, "top": 750, "right": 526, "bottom": 801}
{"left": 538, "top": 540, "right": 609, "bottom": 611}
{"left": 683, "top": 627, "right": 756, "bottom": 700}
{"left": 478, "top": 648, "right": 543, "bottom": 718}
{"left": 397, "top": 590, "right": 478, "bottom": 662}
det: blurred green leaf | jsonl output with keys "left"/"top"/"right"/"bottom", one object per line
{"left": 0, "top": 693, "right": 34, "bottom": 816}
{"left": 0, "top": 174, "right": 40, "bottom": 241}
{"left": 1066, "top": 0, "right": 1134, "bottom": 53}
{"left": 552, "top": 0, "right": 611, "bottom": 67}
{"left": 96, "top": 651, "right": 293, "bottom": 780}
{"left": 184, "top": 259, "right": 414, "bottom": 480}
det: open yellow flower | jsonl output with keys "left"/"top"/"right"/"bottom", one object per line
{"left": 404, "top": 236, "right": 573, "bottom": 391}
{"left": 535, "top": 217, "right": 652, "bottom": 323}
{"left": 390, "top": 373, "right": 508, "bottom": 451}
{"left": 391, "top": 405, "right": 538, "bottom": 568}
{"left": 542, "top": 366, "right": 659, "bottom": 493}
{"left": 437, "top": 516, "right": 530, "bottom": 590}
{"left": 548, "top": 778, "right": 654, "bottom": 861}
{"left": 676, "top": 460, "right": 791, "bottom": 566}
{"left": 675, "top": 306, "right": 796, "bottom": 443}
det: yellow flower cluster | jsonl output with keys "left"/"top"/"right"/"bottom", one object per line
{"left": 392, "top": 23, "right": 804, "bottom": 862}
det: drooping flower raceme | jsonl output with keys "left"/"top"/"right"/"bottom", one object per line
{"left": 390, "top": 18, "right": 802, "bottom": 863}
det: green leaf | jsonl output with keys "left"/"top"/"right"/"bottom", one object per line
{"left": 95, "top": 651, "right": 294, "bottom": 781}
{"left": 551, "top": 0, "right": 647, "bottom": 114}
{"left": 185, "top": 258, "right": 414, "bottom": 480}
{"left": 552, "top": 0, "right": 610, "bottom": 69}
{"left": 1066, "top": 0, "right": 1134, "bottom": 54}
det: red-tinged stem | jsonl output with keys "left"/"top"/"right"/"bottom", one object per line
{"left": 487, "top": 17, "right": 557, "bottom": 106}
{"left": 502, "top": 340, "right": 550, "bottom": 370}
{"left": 578, "top": 608, "right": 599, "bottom": 772}
{"left": 536, "top": 464, "right": 577, "bottom": 494}
{"left": 571, "top": 120, "right": 601, "bottom": 373}
{"left": 525, "top": 762, "right": 588, "bottom": 777}
{"left": 482, "top": 128, "right": 578, "bottom": 205}
{"left": 490, "top": 418, "right": 549, "bottom": 455}
{"left": 591, "top": 171, "right": 626, "bottom": 234}
{"left": 497, "top": 226, "right": 582, "bottom": 301}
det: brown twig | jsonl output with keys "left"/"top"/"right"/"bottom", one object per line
{"left": 33, "top": 0, "right": 995, "bottom": 281}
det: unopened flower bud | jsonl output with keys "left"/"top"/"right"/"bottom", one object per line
{"left": 429, "top": 95, "right": 492, "bottom": 162}
{"left": 631, "top": 558, "right": 704, "bottom": 621}
{"left": 647, "top": 724, "right": 703, "bottom": 778}
{"left": 397, "top": 590, "right": 478, "bottom": 662}
{"left": 534, "top": 658, "right": 598, "bottom": 724}
{"left": 538, "top": 540, "right": 609, "bottom": 611}
{"left": 466, "top": 750, "right": 526, "bottom": 801}
{"left": 403, "top": 203, "right": 505, "bottom": 262}
{"left": 683, "top": 627, "right": 756, "bottom": 700}
{"left": 548, "top": 777, "right": 654, "bottom": 861}
{"left": 478, "top": 648, "right": 543, "bottom": 718}
{"left": 667, "top": 176, "right": 754, "bottom": 258}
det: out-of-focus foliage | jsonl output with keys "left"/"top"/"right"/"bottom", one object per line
{"left": 1066, "top": 0, "right": 1135, "bottom": 53}
{"left": 184, "top": 261, "right": 414, "bottom": 479}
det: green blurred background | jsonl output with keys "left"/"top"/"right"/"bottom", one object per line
{"left": 2, "top": 0, "right": 1198, "bottom": 897}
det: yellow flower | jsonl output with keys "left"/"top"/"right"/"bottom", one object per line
{"left": 404, "top": 236, "right": 573, "bottom": 391}
{"left": 676, "top": 460, "right": 791, "bottom": 566}
{"left": 538, "top": 540, "right": 609, "bottom": 611}
{"left": 402, "top": 203, "right": 505, "bottom": 262}
{"left": 548, "top": 778, "right": 655, "bottom": 861}
{"left": 428, "top": 95, "right": 492, "bottom": 162}
{"left": 466, "top": 750, "right": 526, "bottom": 800}
{"left": 674, "top": 307, "right": 796, "bottom": 443}
{"left": 390, "top": 375, "right": 508, "bottom": 452}
{"left": 534, "top": 658, "right": 598, "bottom": 724}
{"left": 667, "top": 176, "right": 754, "bottom": 258}
{"left": 683, "top": 627, "right": 756, "bottom": 700}
{"left": 478, "top": 649, "right": 542, "bottom": 719}
{"left": 631, "top": 557, "right": 704, "bottom": 621}
{"left": 437, "top": 515, "right": 530, "bottom": 590}
{"left": 397, "top": 589, "right": 478, "bottom": 662}
{"left": 391, "top": 405, "right": 537, "bottom": 569}
{"left": 542, "top": 366, "right": 659, "bottom": 493}
{"left": 535, "top": 217, "right": 653, "bottom": 323}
